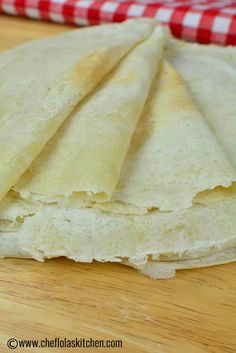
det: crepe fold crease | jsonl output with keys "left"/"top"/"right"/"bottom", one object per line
{"left": 0, "top": 19, "right": 236, "bottom": 278}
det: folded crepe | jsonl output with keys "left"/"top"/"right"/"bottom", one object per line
{"left": 101, "top": 60, "right": 236, "bottom": 212}
{"left": 0, "top": 18, "right": 155, "bottom": 203}
{"left": 0, "top": 20, "right": 236, "bottom": 279}
{"left": 164, "top": 35, "right": 236, "bottom": 206}
{"left": 13, "top": 52, "right": 236, "bottom": 211}
{"left": 14, "top": 26, "right": 165, "bottom": 203}
{"left": 165, "top": 36, "right": 236, "bottom": 167}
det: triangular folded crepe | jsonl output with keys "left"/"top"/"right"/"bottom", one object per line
{"left": 14, "top": 27, "right": 165, "bottom": 203}
{"left": 164, "top": 37, "right": 236, "bottom": 204}
{"left": 165, "top": 37, "right": 236, "bottom": 168}
{"left": 104, "top": 61, "right": 236, "bottom": 212}
{"left": 0, "top": 18, "right": 155, "bottom": 203}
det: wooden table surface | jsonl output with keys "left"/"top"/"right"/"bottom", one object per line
{"left": 0, "top": 15, "right": 236, "bottom": 353}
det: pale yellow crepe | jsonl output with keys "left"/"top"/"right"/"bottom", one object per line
{"left": 129, "top": 247, "right": 236, "bottom": 279}
{"left": 164, "top": 38, "right": 236, "bottom": 205}
{"left": 0, "top": 196, "right": 235, "bottom": 264}
{"left": 0, "top": 220, "right": 235, "bottom": 279}
{"left": 15, "top": 59, "right": 236, "bottom": 212}
{"left": 0, "top": 18, "right": 155, "bottom": 203}
{"left": 0, "top": 23, "right": 236, "bottom": 279}
{"left": 0, "top": 192, "right": 39, "bottom": 232}
{"left": 94, "top": 61, "right": 236, "bottom": 212}
{"left": 165, "top": 38, "right": 236, "bottom": 167}
{"left": 14, "top": 27, "right": 165, "bottom": 203}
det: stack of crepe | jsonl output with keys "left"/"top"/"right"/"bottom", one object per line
{"left": 0, "top": 19, "right": 236, "bottom": 278}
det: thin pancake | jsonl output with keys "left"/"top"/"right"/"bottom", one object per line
{"left": 131, "top": 248, "right": 236, "bottom": 279}
{"left": 0, "top": 196, "right": 234, "bottom": 263}
{"left": 165, "top": 37, "right": 236, "bottom": 168}
{"left": 14, "top": 27, "right": 164, "bottom": 203}
{"left": 0, "top": 18, "right": 155, "bottom": 202}
{"left": 164, "top": 38, "right": 236, "bottom": 205}
{"left": 97, "top": 61, "right": 236, "bottom": 212}
{"left": 0, "top": 27, "right": 235, "bottom": 279}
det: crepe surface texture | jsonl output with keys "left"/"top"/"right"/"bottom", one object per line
{"left": 0, "top": 20, "right": 236, "bottom": 279}
{"left": 0, "top": 18, "right": 155, "bottom": 203}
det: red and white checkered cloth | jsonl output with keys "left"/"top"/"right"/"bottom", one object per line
{"left": 0, "top": 0, "right": 236, "bottom": 45}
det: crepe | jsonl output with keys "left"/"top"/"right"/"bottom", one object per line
{"left": 0, "top": 194, "right": 234, "bottom": 264}
{"left": 0, "top": 18, "right": 155, "bottom": 203}
{"left": 14, "top": 27, "right": 165, "bottom": 203}
{"left": 15, "top": 58, "right": 236, "bottom": 212}
{"left": 0, "top": 192, "right": 39, "bottom": 232}
{"left": 164, "top": 38, "right": 236, "bottom": 206}
{"left": 0, "top": 21, "right": 236, "bottom": 279}
{"left": 165, "top": 38, "right": 236, "bottom": 168}
{"left": 79, "top": 60, "right": 236, "bottom": 213}
{"left": 0, "top": 231, "right": 235, "bottom": 281}
{"left": 129, "top": 247, "right": 236, "bottom": 279}
{"left": 102, "top": 61, "right": 236, "bottom": 212}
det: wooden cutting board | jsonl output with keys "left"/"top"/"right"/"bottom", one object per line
{"left": 0, "top": 15, "right": 235, "bottom": 353}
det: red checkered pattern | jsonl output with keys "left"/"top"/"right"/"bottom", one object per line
{"left": 0, "top": 0, "right": 236, "bottom": 45}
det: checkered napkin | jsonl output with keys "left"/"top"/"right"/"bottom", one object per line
{"left": 0, "top": 0, "right": 236, "bottom": 45}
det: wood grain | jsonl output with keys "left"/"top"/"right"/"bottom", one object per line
{"left": 0, "top": 14, "right": 236, "bottom": 353}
